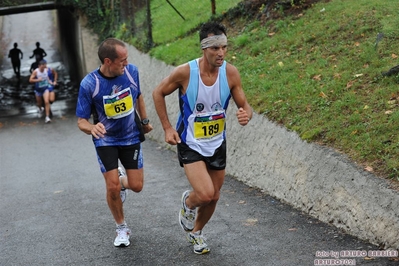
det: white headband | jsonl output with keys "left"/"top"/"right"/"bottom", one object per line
{"left": 200, "top": 35, "right": 227, "bottom": 49}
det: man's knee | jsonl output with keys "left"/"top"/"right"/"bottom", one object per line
{"left": 129, "top": 182, "right": 143, "bottom": 193}
{"left": 195, "top": 189, "right": 218, "bottom": 205}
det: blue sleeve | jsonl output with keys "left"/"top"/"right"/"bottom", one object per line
{"left": 128, "top": 64, "right": 141, "bottom": 96}
{"left": 76, "top": 75, "right": 95, "bottom": 119}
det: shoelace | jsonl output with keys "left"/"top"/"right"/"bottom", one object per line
{"left": 186, "top": 209, "right": 195, "bottom": 220}
{"left": 116, "top": 227, "right": 129, "bottom": 239}
{"left": 193, "top": 233, "right": 207, "bottom": 246}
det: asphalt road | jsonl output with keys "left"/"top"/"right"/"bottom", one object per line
{"left": 0, "top": 112, "right": 398, "bottom": 266}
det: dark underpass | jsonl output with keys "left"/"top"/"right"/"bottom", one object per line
{"left": 0, "top": 4, "right": 84, "bottom": 120}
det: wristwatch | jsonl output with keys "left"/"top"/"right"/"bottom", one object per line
{"left": 141, "top": 118, "right": 150, "bottom": 125}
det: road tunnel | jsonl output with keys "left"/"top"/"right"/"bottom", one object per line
{"left": 0, "top": 3, "right": 86, "bottom": 120}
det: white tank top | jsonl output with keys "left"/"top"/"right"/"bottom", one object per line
{"left": 35, "top": 68, "right": 50, "bottom": 89}
{"left": 185, "top": 66, "right": 226, "bottom": 156}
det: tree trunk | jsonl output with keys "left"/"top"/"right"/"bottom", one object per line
{"left": 211, "top": 0, "right": 216, "bottom": 15}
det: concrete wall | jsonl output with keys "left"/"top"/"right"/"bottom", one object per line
{"left": 0, "top": 16, "right": 3, "bottom": 62}
{"left": 78, "top": 22, "right": 399, "bottom": 250}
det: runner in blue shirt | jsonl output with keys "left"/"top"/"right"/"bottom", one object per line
{"left": 76, "top": 38, "right": 153, "bottom": 247}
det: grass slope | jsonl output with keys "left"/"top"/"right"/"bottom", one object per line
{"left": 148, "top": 0, "right": 399, "bottom": 182}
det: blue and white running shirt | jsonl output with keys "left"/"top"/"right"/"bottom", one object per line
{"left": 177, "top": 59, "right": 231, "bottom": 156}
{"left": 76, "top": 64, "right": 142, "bottom": 147}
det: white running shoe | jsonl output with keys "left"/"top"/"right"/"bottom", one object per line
{"left": 114, "top": 227, "right": 131, "bottom": 247}
{"left": 37, "top": 107, "right": 44, "bottom": 118}
{"left": 118, "top": 167, "right": 127, "bottom": 203}
{"left": 179, "top": 190, "right": 196, "bottom": 232}
{"left": 187, "top": 230, "right": 210, "bottom": 254}
{"left": 45, "top": 116, "right": 51, "bottom": 123}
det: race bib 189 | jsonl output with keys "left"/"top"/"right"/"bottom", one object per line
{"left": 193, "top": 112, "right": 225, "bottom": 140}
{"left": 103, "top": 88, "right": 134, "bottom": 119}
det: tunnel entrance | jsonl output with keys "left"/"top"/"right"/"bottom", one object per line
{"left": 0, "top": 5, "right": 83, "bottom": 120}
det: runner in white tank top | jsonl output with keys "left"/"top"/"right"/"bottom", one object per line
{"left": 153, "top": 22, "right": 253, "bottom": 255}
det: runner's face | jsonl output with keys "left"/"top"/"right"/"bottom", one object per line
{"left": 203, "top": 34, "right": 227, "bottom": 67}
{"left": 38, "top": 64, "right": 46, "bottom": 72}
{"left": 110, "top": 45, "right": 128, "bottom": 76}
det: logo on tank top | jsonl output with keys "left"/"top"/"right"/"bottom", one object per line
{"left": 211, "top": 102, "right": 223, "bottom": 111}
{"left": 196, "top": 103, "right": 205, "bottom": 112}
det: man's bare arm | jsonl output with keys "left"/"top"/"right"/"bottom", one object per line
{"left": 227, "top": 63, "right": 253, "bottom": 125}
{"left": 152, "top": 64, "right": 189, "bottom": 144}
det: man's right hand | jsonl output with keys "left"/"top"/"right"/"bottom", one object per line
{"left": 164, "top": 127, "right": 181, "bottom": 145}
{"left": 91, "top": 122, "right": 106, "bottom": 139}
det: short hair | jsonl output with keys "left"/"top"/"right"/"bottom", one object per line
{"left": 39, "top": 60, "right": 47, "bottom": 65}
{"left": 199, "top": 22, "right": 227, "bottom": 42}
{"left": 13, "top": 42, "right": 18, "bottom": 48}
{"left": 98, "top": 38, "right": 126, "bottom": 64}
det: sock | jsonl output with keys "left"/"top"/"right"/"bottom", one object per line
{"left": 120, "top": 176, "right": 126, "bottom": 190}
{"left": 116, "top": 221, "right": 127, "bottom": 229}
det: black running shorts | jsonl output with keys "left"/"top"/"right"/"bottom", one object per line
{"left": 177, "top": 140, "right": 226, "bottom": 170}
{"left": 96, "top": 144, "right": 143, "bottom": 173}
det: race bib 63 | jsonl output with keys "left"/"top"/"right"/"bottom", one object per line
{"left": 103, "top": 88, "right": 134, "bottom": 119}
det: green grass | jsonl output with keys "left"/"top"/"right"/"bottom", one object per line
{"left": 146, "top": 0, "right": 399, "bottom": 181}
{"left": 150, "top": 0, "right": 243, "bottom": 44}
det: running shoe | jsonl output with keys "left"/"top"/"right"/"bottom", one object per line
{"left": 187, "top": 230, "right": 210, "bottom": 254}
{"left": 179, "top": 190, "right": 196, "bottom": 232}
{"left": 37, "top": 107, "right": 44, "bottom": 118}
{"left": 45, "top": 116, "right": 51, "bottom": 123}
{"left": 114, "top": 226, "right": 131, "bottom": 247}
{"left": 118, "top": 167, "right": 127, "bottom": 203}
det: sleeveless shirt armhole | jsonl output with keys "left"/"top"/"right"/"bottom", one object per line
{"left": 185, "top": 59, "right": 199, "bottom": 111}
{"left": 219, "top": 61, "right": 231, "bottom": 105}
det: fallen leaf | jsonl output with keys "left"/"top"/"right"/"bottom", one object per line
{"left": 244, "top": 218, "right": 258, "bottom": 226}
{"left": 313, "top": 74, "right": 322, "bottom": 81}
{"left": 365, "top": 166, "right": 373, "bottom": 172}
{"left": 288, "top": 228, "right": 297, "bottom": 231}
{"left": 392, "top": 54, "right": 398, "bottom": 59}
{"left": 346, "top": 80, "right": 354, "bottom": 89}
{"left": 385, "top": 110, "right": 393, "bottom": 115}
{"left": 319, "top": 92, "right": 327, "bottom": 98}
{"left": 239, "top": 200, "right": 246, "bottom": 204}
{"left": 354, "top": 74, "right": 363, "bottom": 78}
